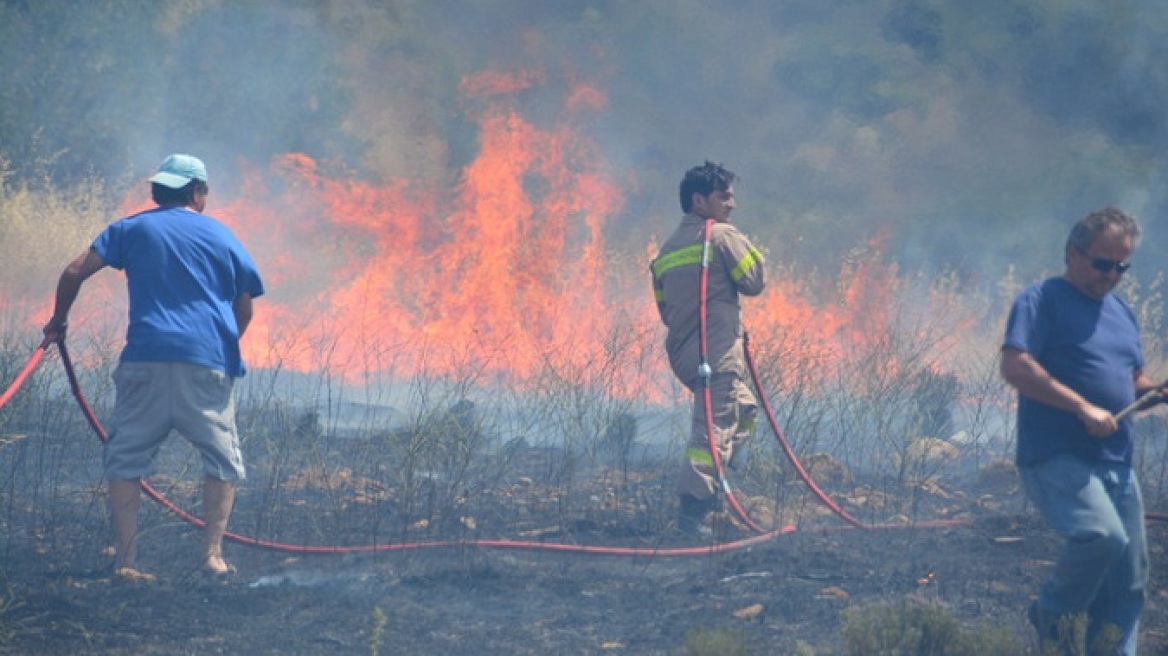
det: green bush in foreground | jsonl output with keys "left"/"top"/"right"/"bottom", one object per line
{"left": 1039, "top": 613, "right": 1122, "bottom": 656}
{"left": 369, "top": 605, "right": 387, "bottom": 656}
{"left": 841, "top": 600, "right": 1020, "bottom": 656}
{"left": 685, "top": 626, "right": 751, "bottom": 656}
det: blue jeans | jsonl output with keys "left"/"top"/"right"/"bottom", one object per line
{"left": 1019, "top": 455, "right": 1148, "bottom": 655}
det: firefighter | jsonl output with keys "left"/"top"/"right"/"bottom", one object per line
{"left": 651, "top": 161, "right": 767, "bottom": 535}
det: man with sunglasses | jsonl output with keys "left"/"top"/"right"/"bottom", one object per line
{"left": 1001, "top": 207, "right": 1159, "bottom": 655}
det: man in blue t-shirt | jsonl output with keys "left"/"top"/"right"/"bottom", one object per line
{"left": 43, "top": 154, "right": 264, "bottom": 580}
{"left": 1001, "top": 207, "right": 1162, "bottom": 655}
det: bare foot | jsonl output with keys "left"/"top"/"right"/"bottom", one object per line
{"left": 113, "top": 567, "right": 158, "bottom": 583}
{"left": 202, "top": 555, "right": 236, "bottom": 576}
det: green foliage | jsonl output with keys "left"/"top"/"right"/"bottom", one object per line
{"left": 684, "top": 626, "right": 751, "bottom": 656}
{"left": 1034, "top": 612, "right": 1123, "bottom": 656}
{"left": 369, "top": 606, "right": 387, "bottom": 656}
{"left": 841, "top": 601, "right": 1020, "bottom": 656}
{"left": 793, "top": 640, "right": 818, "bottom": 656}
{"left": 0, "top": 0, "right": 356, "bottom": 186}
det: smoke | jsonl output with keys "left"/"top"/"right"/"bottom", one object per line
{"left": 2, "top": 0, "right": 1167, "bottom": 322}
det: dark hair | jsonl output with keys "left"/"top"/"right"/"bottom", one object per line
{"left": 151, "top": 179, "right": 208, "bottom": 206}
{"left": 1066, "top": 207, "right": 1141, "bottom": 252}
{"left": 679, "top": 161, "right": 737, "bottom": 213}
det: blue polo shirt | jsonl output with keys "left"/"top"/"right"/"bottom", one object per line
{"left": 92, "top": 206, "right": 264, "bottom": 377}
{"left": 1003, "top": 277, "right": 1142, "bottom": 466}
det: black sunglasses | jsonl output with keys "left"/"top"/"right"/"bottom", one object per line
{"left": 1077, "top": 247, "right": 1131, "bottom": 275}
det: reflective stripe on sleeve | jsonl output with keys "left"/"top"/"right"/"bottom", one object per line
{"left": 730, "top": 247, "right": 762, "bottom": 282}
{"left": 686, "top": 446, "right": 714, "bottom": 467}
{"left": 651, "top": 244, "right": 704, "bottom": 279}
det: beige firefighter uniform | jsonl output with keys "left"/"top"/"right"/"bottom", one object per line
{"left": 651, "top": 214, "right": 767, "bottom": 501}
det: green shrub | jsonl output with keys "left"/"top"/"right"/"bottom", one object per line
{"left": 841, "top": 601, "right": 1020, "bottom": 656}
{"left": 684, "top": 626, "right": 751, "bottom": 656}
{"left": 369, "top": 606, "right": 387, "bottom": 656}
{"left": 1038, "top": 613, "right": 1122, "bottom": 656}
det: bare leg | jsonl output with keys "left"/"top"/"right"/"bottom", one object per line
{"left": 107, "top": 478, "right": 141, "bottom": 570}
{"left": 202, "top": 476, "right": 235, "bottom": 574}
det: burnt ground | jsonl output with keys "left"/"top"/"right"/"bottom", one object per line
{"left": 2, "top": 450, "right": 1168, "bottom": 656}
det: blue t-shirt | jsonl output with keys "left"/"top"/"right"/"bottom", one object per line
{"left": 92, "top": 206, "right": 265, "bottom": 377}
{"left": 1003, "top": 276, "right": 1142, "bottom": 466}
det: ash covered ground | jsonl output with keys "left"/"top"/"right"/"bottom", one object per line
{"left": 1, "top": 438, "right": 1167, "bottom": 656}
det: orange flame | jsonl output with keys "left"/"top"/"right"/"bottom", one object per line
{"left": 213, "top": 73, "right": 646, "bottom": 393}
{"left": 3, "top": 71, "right": 985, "bottom": 403}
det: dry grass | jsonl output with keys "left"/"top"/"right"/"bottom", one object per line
{"left": 1, "top": 171, "right": 1167, "bottom": 655}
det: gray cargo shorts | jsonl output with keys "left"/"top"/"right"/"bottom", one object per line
{"left": 103, "top": 361, "right": 246, "bottom": 482}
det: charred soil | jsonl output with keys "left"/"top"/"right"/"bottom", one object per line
{"left": 2, "top": 456, "right": 1168, "bottom": 656}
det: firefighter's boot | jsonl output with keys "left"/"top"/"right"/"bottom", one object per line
{"left": 677, "top": 494, "right": 719, "bottom": 537}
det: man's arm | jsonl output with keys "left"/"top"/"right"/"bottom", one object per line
{"left": 1133, "top": 370, "right": 1165, "bottom": 398}
{"left": 43, "top": 248, "right": 107, "bottom": 341}
{"left": 1000, "top": 346, "right": 1117, "bottom": 437}
{"left": 650, "top": 274, "right": 667, "bottom": 325}
{"left": 717, "top": 227, "right": 766, "bottom": 296}
{"left": 1130, "top": 370, "right": 1168, "bottom": 416}
{"left": 232, "top": 293, "right": 254, "bottom": 338}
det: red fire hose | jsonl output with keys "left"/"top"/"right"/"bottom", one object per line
{"left": 4, "top": 338, "right": 800, "bottom": 556}
{"left": 0, "top": 338, "right": 48, "bottom": 408}
{"left": 696, "top": 218, "right": 770, "bottom": 534}
{"left": 0, "top": 310, "right": 1158, "bottom": 558}
{"left": 694, "top": 220, "right": 945, "bottom": 532}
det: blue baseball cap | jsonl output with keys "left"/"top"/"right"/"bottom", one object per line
{"left": 149, "top": 154, "right": 207, "bottom": 189}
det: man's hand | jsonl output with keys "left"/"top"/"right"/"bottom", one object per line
{"left": 1154, "top": 380, "right": 1168, "bottom": 404}
{"left": 1077, "top": 404, "right": 1118, "bottom": 438}
{"left": 1126, "top": 377, "right": 1168, "bottom": 419}
{"left": 1138, "top": 383, "right": 1168, "bottom": 410}
{"left": 42, "top": 317, "right": 67, "bottom": 344}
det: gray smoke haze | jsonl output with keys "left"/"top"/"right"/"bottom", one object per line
{"left": 3, "top": 0, "right": 1167, "bottom": 286}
